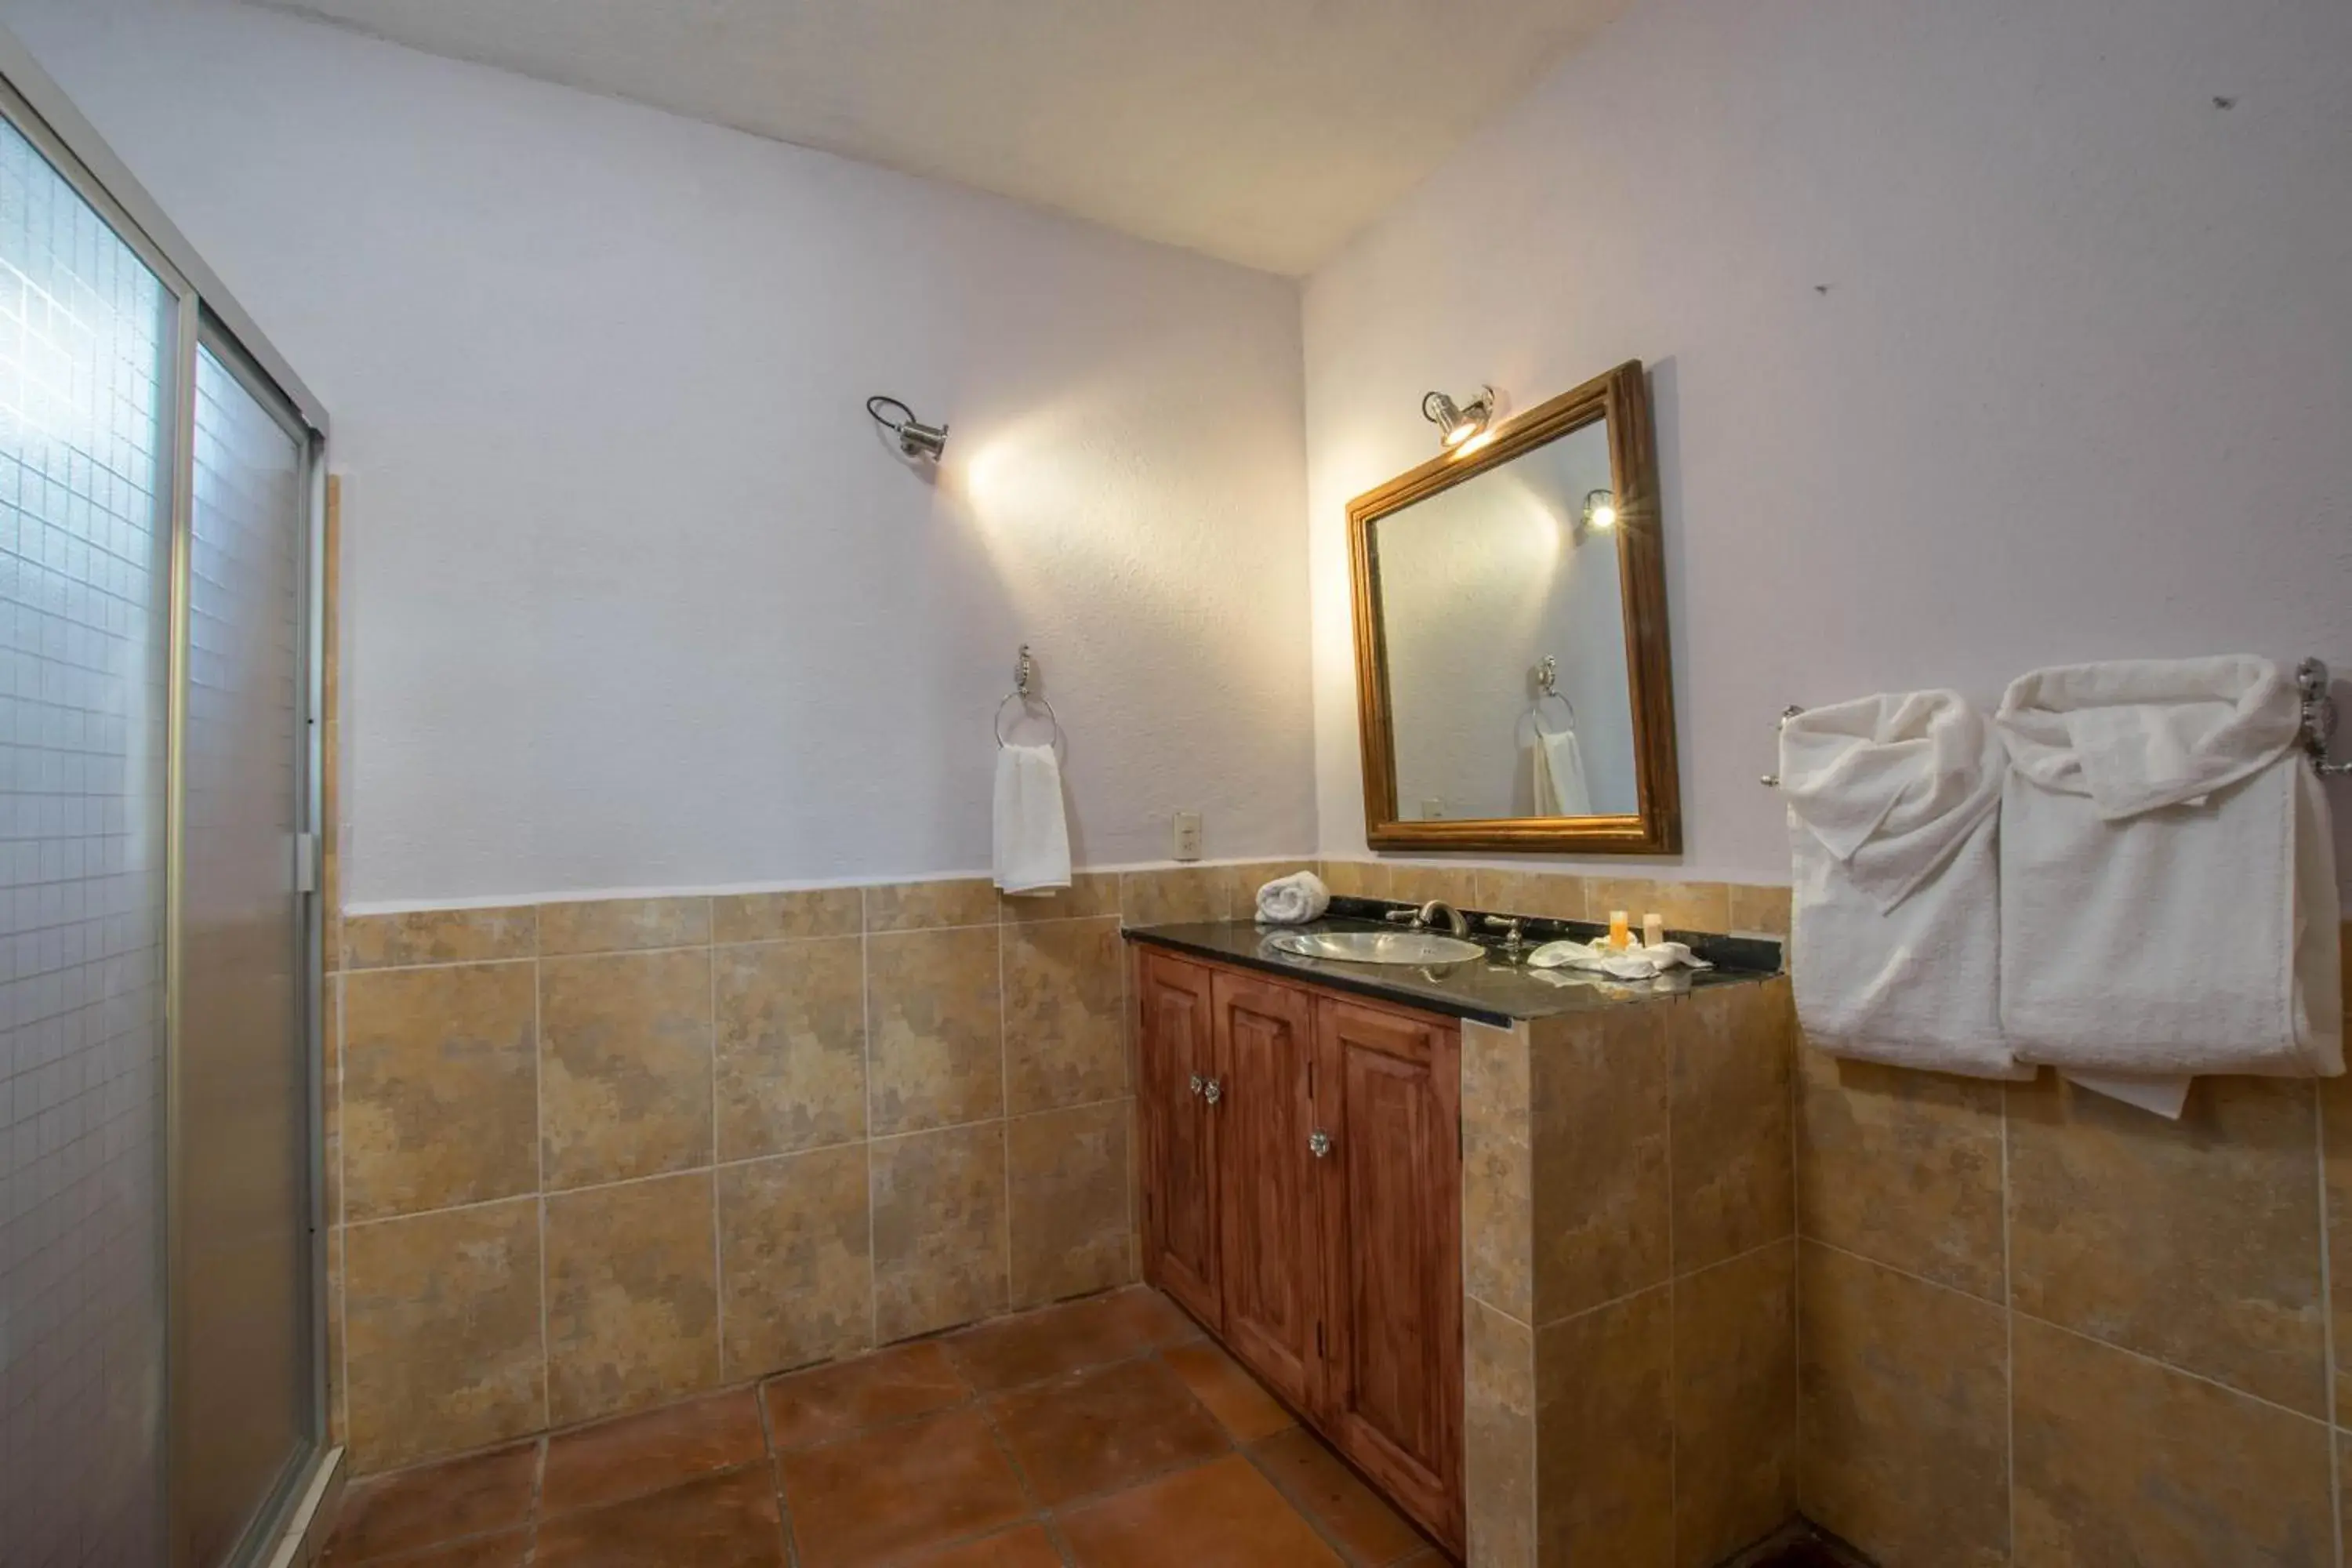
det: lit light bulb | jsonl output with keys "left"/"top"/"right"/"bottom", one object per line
{"left": 1582, "top": 489, "right": 1618, "bottom": 532}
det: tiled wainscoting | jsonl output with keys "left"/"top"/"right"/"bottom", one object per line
{"left": 321, "top": 862, "right": 1323, "bottom": 1473}
{"left": 1793, "top": 919, "right": 2352, "bottom": 1566}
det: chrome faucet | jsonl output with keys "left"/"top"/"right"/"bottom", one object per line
{"left": 1385, "top": 899, "right": 1472, "bottom": 938}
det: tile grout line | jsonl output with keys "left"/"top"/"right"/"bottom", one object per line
{"left": 2316, "top": 1087, "right": 2343, "bottom": 1568}
{"left": 2000, "top": 1080, "right": 2016, "bottom": 1563}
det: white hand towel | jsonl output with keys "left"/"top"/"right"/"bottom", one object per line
{"left": 992, "top": 742, "right": 1071, "bottom": 896}
{"left": 1255, "top": 871, "right": 1330, "bottom": 926}
{"left": 1531, "top": 728, "right": 1593, "bottom": 815}
{"left": 1781, "top": 691, "right": 2026, "bottom": 1079}
{"left": 1997, "top": 657, "right": 2342, "bottom": 1115}
{"left": 1527, "top": 938, "right": 1711, "bottom": 981}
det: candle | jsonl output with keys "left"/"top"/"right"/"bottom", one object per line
{"left": 1608, "top": 909, "right": 1631, "bottom": 949}
{"left": 1643, "top": 913, "right": 1666, "bottom": 949}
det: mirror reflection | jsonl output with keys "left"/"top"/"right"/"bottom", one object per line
{"left": 1369, "top": 416, "right": 1639, "bottom": 822}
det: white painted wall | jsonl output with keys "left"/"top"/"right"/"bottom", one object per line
{"left": 4, "top": 0, "right": 1316, "bottom": 906}
{"left": 1304, "top": 0, "right": 2352, "bottom": 894}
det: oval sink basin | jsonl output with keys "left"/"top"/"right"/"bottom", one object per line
{"left": 1267, "top": 930, "right": 1486, "bottom": 966}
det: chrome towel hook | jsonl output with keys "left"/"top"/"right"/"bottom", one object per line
{"left": 1759, "top": 705, "right": 1806, "bottom": 788}
{"left": 994, "top": 643, "right": 1065, "bottom": 751}
{"left": 2299, "top": 659, "right": 2350, "bottom": 777}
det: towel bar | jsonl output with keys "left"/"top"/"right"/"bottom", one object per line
{"left": 1759, "top": 658, "right": 2350, "bottom": 787}
{"left": 994, "top": 643, "right": 1065, "bottom": 751}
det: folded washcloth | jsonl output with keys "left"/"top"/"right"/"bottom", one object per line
{"left": 1255, "top": 871, "right": 1330, "bottom": 926}
{"left": 1527, "top": 938, "right": 1712, "bottom": 982}
{"left": 1997, "top": 656, "right": 2343, "bottom": 1116}
{"left": 992, "top": 742, "right": 1071, "bottom": 895}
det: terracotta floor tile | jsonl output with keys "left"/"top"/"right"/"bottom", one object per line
{"left": 945, "top": 1287, "right": 1197, "bottom": 1392}
{"left": 326, "top": 1443, "right": 540, "bottom": 1561}
{"left": 779, "top": 1406, "right": 1032, "bottom": 1567}
{"left": 534, "top": 1465, "right": 785, "bottom": 1568}
{"left": 890, "top": 1523, "right": 1065, "bottom": 1566}
{"left": 542, "top": 1390, "right": 768, "bottom": 1515}
{"left": 1160, "top": 1341, "right": 1296, "bottom": 1443}
{"left": 986, "top": 1358, "right": 1231, "bottom": 1505}
{"left": 327, "top": 1531, "right": 531, "bottom": 1568}
{"left": 1058, "top": 1453, "right": 1345, "bottom": 1567}
{"left": 1248, "top": 1428, "right": 1432, "bottom": 1566}
{"left": 760, "top": 1341, "right": 971, "bottom": 1450}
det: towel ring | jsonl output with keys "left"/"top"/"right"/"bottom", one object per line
{"left": 994, "top": 644, "right": 1066, "bottom": 752}
{"left": 1525, "top": 655, "right": 1578, "bottom": 739}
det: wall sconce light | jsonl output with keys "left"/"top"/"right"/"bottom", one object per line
{"left": 866, "top": 394, "right": 949, "bottom": 461}
{"left": 1582, "top": 488, "right": 1618, "bottom": 532}
{"left": 1421, "top": 386, "right": 1497, "bottom": 449}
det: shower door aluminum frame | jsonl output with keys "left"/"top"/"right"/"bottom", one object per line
{"left": 0, "top": 24, "right": 333, "bottom": 1568}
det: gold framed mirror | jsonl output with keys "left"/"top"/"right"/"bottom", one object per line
{"left": 1348, "top": 360, "right": 1680, "bottom": 853}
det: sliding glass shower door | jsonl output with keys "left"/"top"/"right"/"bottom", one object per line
{"left": 0, "top": 42, "right": 326, "bottom": 1568}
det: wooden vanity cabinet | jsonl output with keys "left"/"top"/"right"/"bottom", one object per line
{"left": 1135, "top": 949, "right": 1465, "bottom": 1553}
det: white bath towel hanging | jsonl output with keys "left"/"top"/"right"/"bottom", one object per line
{"left": 1781, "top": 691, "right": 2027, "bottom": 1079}
{"left": 1530, "top": 727, "right": 1592, "bottom": 815}
{"left": 1997, "top": 656, "right": 2342, "bottom": 1116}
{"left": 993, "top": 742, "right": 1071, "bottom": 896}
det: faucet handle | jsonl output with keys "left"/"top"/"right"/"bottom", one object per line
{"left": 1483, "top": 915, "right": 1528, "bottom": 953}
{"left": 1383, "top": 908, "right": 1420, "bottom": 926}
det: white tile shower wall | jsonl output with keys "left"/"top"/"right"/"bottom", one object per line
{"left": 1, "top": 0, "right": 1316, "bottom": 907}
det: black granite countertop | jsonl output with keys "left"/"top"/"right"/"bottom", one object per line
{"left": 1122, "top": 900, "right": 1780, "bottom": 1029}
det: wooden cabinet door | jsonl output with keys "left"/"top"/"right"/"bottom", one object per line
{"left": 1312, "top": 997, "right": 1464, "bottom": 1552}
{"left": 1136, "top": 952, "right": 1221, "bottom": 1328}
{"left": 1210, "top": 970, "right": 1325, "bottom": 1412}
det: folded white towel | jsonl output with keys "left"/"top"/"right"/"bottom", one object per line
{"left": 1998, "top": 657, "right": 2342, "bottom": 1115}
{"left": 1531, "top": 727, "right": 1592, "bottom": 816}
{"left": 992, "top": 742, "right": 1071, "bottom": 895}
{"left": 1255, "top": 871, "right": 1330, "bottom": 926}
{"left": 1782, "top": 691, "right": 2027, "bottom": 1079}
{"left": 1527, "top": 938, "right": 1711, "bottom": 981}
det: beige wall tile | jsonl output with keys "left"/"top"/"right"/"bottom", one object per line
{"left": 1535, "top": 1287, "right": 1674, "bottom": 1568}
{"left": 1387, "top": 864, "right": 1479, "bottom": 909}
{"left": 713, "top": 937, "right": 866, "bottom": 1161}
{"left": 1462, "top": 1021, "right": 1534, "bottom": 1324}
{"left": 867, "top": 927, "right": 1004, "bottom": 1135}
{"left": 1588, "top": 878, "right": 1731, "bottom": 937}
{"left": 710, "top": 887, "right": 861, "bottom": 944}
{"left": 2011, "top": 1315, "right": 2333, "bottom": 1566}
{"left": 545, "top": 1172, "right": 720, "bottom": 1426}
{"left": 537, "top": 896, "right": 710, "bottom": 956}
{"left": 1000, "top": 870, "right": 1121, "bottom": 923}
{"left": 1726, "top": 884, "right": 1792, "bottom": 940}
{"left": 872, "top": 1122, "right": 1010, "bottom": 1342}
{"left": 2008, "top": 1073, "right": 2325, "bottom": 1416}
{"left": 1464, "top": 1298, "right": 1536, "bottom": 1568}
{"left": 1007, "top": 1101, "right": 1134, "bottom": 1308}
{"left": 343, "top": 1199, "right": 543, "bottom": 1472}
{"left": 341, "top": 906, "right": 537, "bottom": 971}
{"left": 323, "top": 975, "right": 343, "bottom": 1225}
{"left": 1530, "top": 1007, "right": 1671, "bottom": 1323}
{"left": 1004, "top": 917, "right": 1127, "bottom": 1115}
{"left": 864, "top": 877, "right": 999, "bottom": 932}
{"left": 1473, "top": 869, "right": 1588, "bottom": 923}
{"left": 717, "top": 1145, "right": 872, "bottom": 1381}
{"left": 325, "top": 1223, "right": 347, "bottom": 1446}
{"left": 1670, "top": 982, "right": 1795, "bottom": 1275}
{"left": 1119, "top": 866, "right": 1229, "bottom": 927}
{"left": 540, "top": 949, "right": 714, "bottom": 1189}
{"left": 2324, "top": 1062, "right": 2352, "bottom": 1425}
{"left": 1795, "top": 1047, "right": 2006, "bottom": 1300}
{"left": 1673, "top": 1243, "right": 1797, "bottom": 1568}
{"left": 1317, "top": 860, "right": 1391, "bottom": 900}
{"left": 1797, "top": 1242, "right": 2009, "bottom": 1567}
{"left": 343, "top": 962, "right": 539, "bottom": 1221}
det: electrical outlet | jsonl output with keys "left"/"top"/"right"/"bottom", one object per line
{"left": 1172, "top": 811, "right": 1203, "bottom": 862}
{"left": 1421, "top": 797, "right": 1446, "bottom": 819}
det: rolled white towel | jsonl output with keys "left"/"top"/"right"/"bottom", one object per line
{"left": 1255, "top": 871, "right": 1331, "bottom": 926}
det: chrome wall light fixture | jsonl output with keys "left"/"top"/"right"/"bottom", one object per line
{"left": 1581, "top": 488, "right": 1618, "bottom": 532}
{"left": 1421, "top": 385, "right": 1497, "bottom": 449}
{"left": 866, "top": 395, "right": 949, "bottom": 461}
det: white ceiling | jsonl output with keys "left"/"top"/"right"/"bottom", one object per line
{"left": 246, "top": 0, "right": 1628, "bottom": 274}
